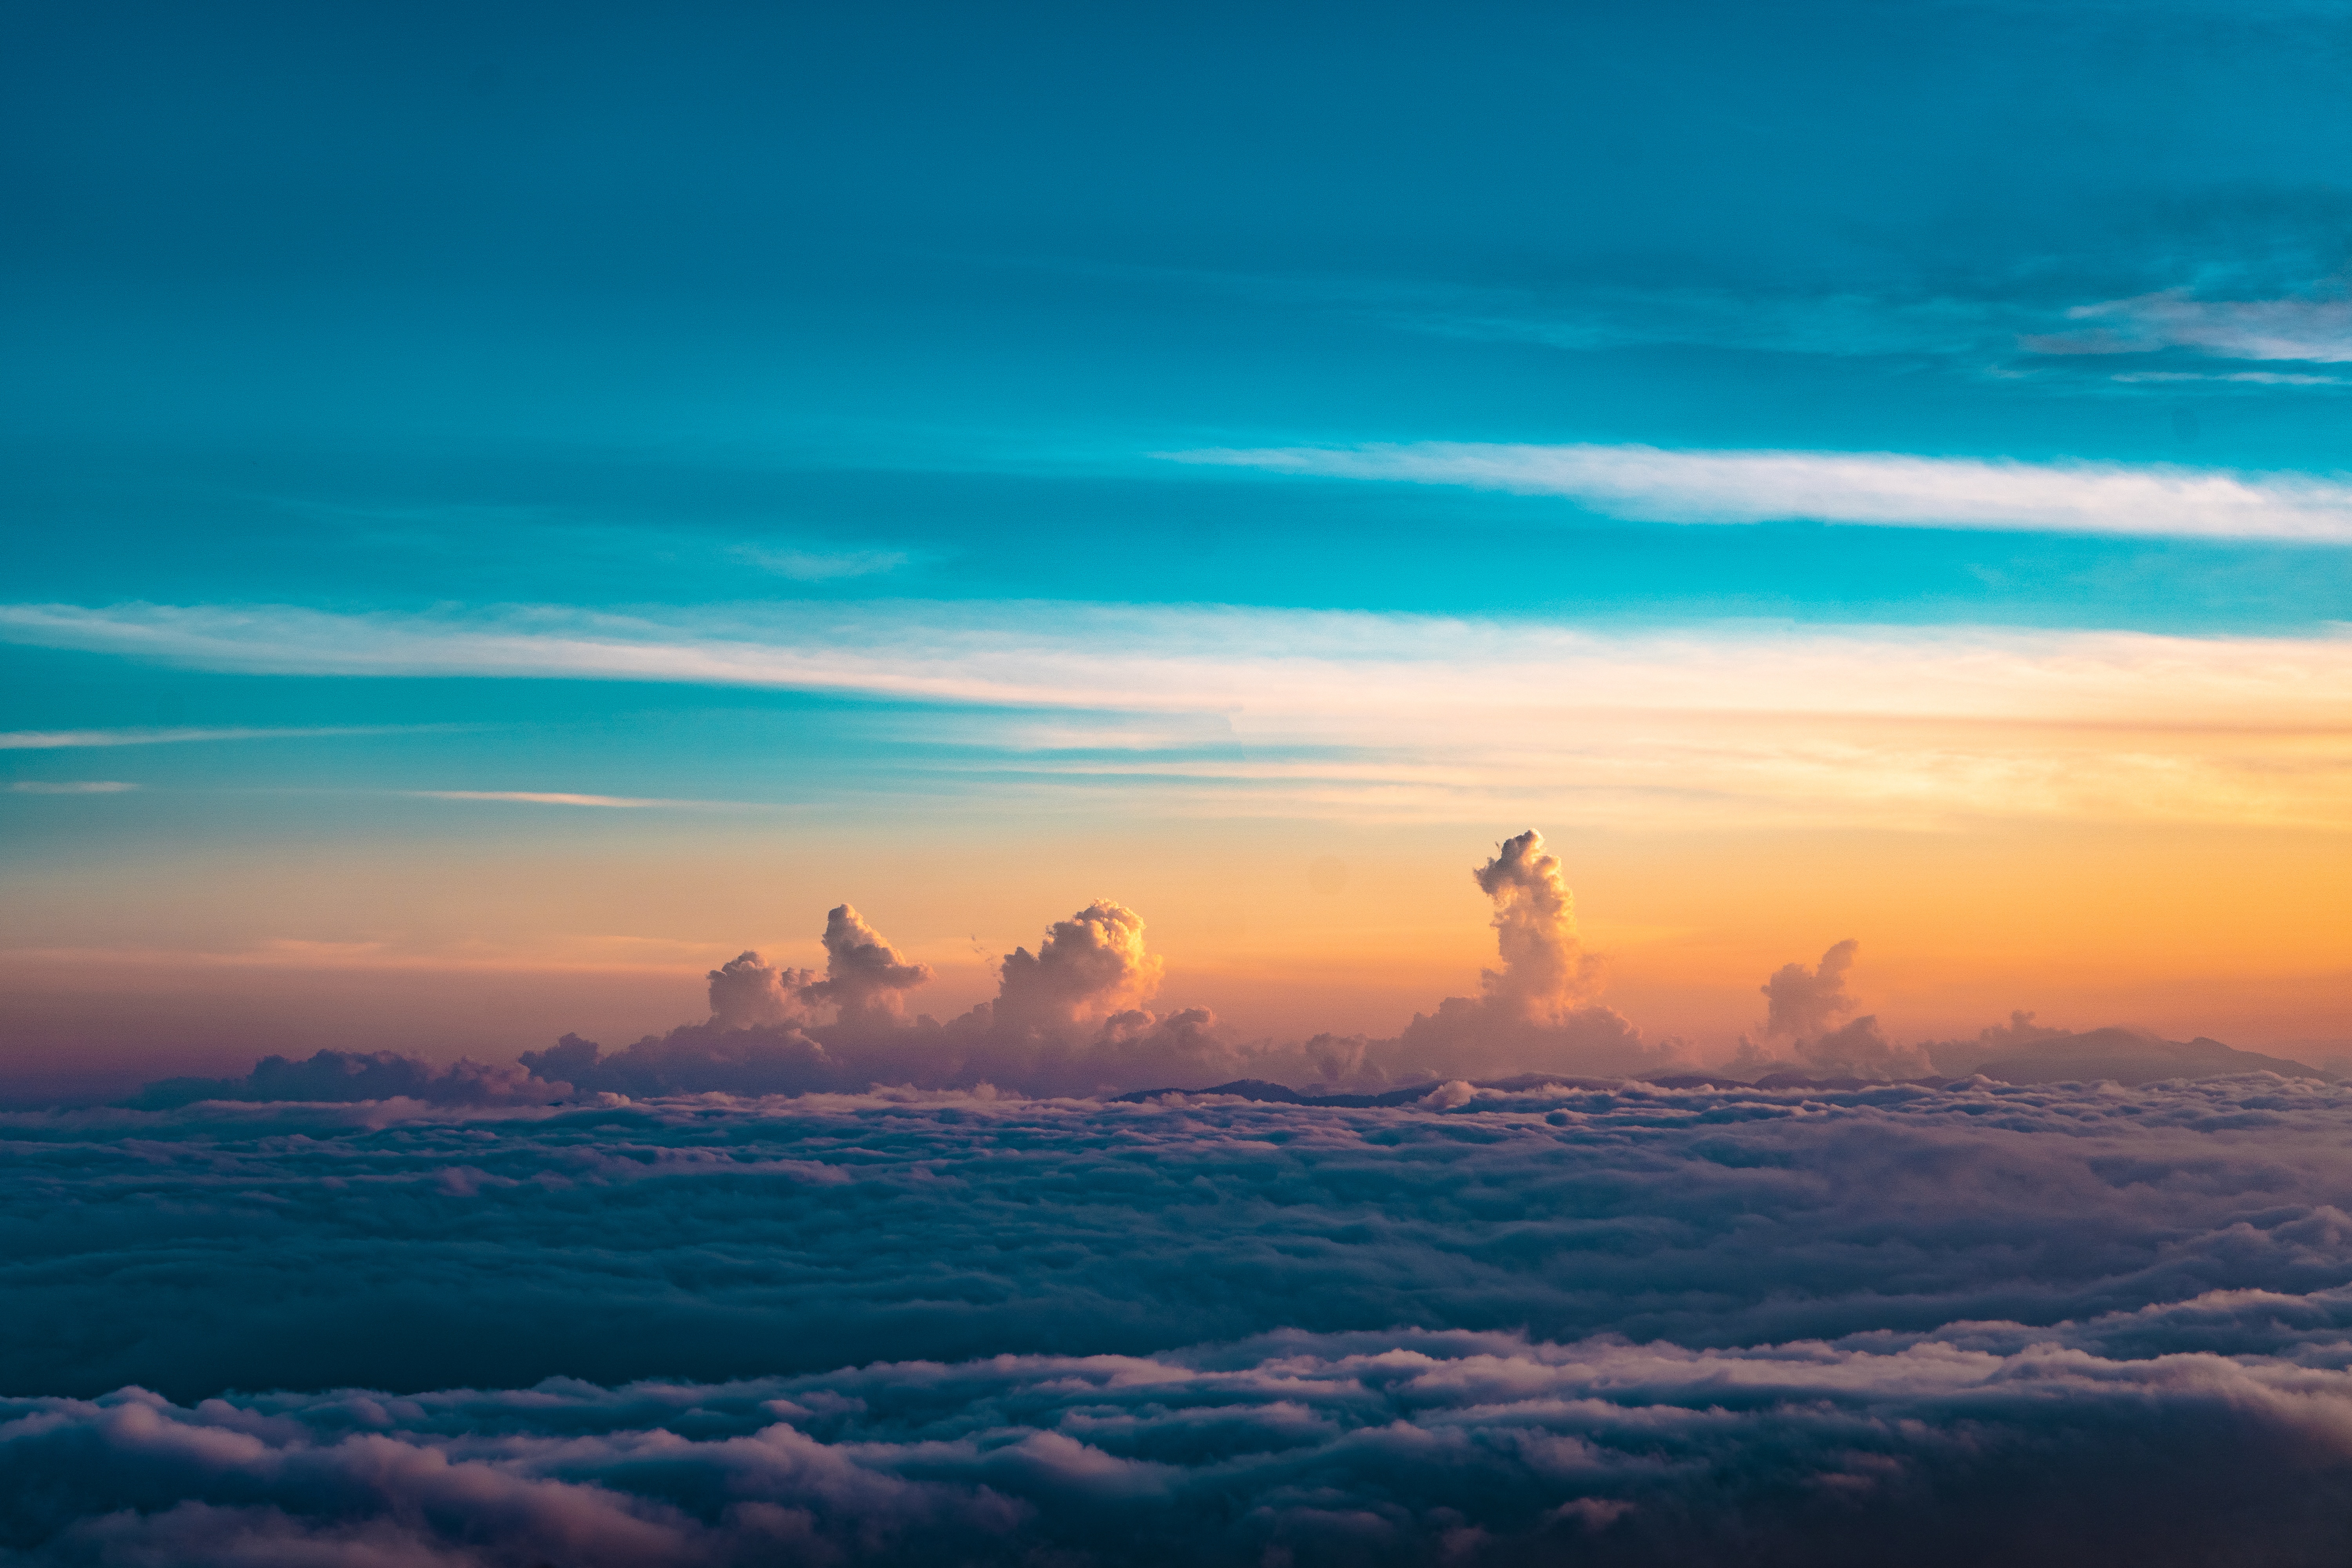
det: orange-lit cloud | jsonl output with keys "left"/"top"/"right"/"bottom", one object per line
{"left": 5, "top": 600, "right": 2350, "bottom": 833}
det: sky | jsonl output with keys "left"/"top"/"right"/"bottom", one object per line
{"left": 5, "top": 0, "right": 2351, "bottom": 1084}
{"left": 13, "top": 5, "right": 2352, "bottom": 1562}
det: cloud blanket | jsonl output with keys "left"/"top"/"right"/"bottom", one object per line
{"left": 11, "top": 1075, "right": 2352, "bottom": 1561}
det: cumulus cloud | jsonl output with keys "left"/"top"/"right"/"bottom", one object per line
{"left": 991, "top": 900, "right": 1161, "bottom": 1034}
{"left": 456, "top": 835, "right": 1669, "bottom": 1103}
{"left": 1761, "top": 938, "right": 1859, "bottom": 1039}
{"left": 1379, "top": 833, "right": 1665, "bottom": 1082}
{"left": 1726, "top": 940, "right": 1928, "bottom": 1082}
{"left": 806, "top": 904, "right": 933, "bottom": 1027}
{"left": 706, "top": 949, "right": 817, "bottom": 1030}
{"left": 515, "top": 897, "right": 1235, "bottom": 1100}
{"left": 19, "top": 1077, "right": 2352, "bottom": 1561}
{"left": 700, "top": 907, "right": 931, "bottom": 1039}
{"left": 1472, "top": 830, "right": 1600, "bottom": 1023}
{"left": 104, "top": 830, "right": 2323, "bottom": 1109}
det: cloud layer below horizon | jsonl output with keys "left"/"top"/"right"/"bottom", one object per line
{"left": 13, "top": 1074, "right": 2352, "bottom": 1564}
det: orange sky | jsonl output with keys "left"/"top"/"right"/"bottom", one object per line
{"left": 7, "top": 808, "right": 2345, "bottom": 1088}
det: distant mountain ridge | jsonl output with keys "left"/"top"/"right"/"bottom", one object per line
{"left": 1938, "top": 1026, "right": 2334, "bottom": 1087}
{"left": 1113, "top": 1029, "right": 2335, "bottom": 1104}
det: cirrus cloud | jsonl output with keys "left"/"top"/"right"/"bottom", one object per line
{"left": 4, "top": 600, "right": 2350, "bottom": 831}
{"left": 2026, "top": 289, "right": 2352, "bottom": 364}
{"left": 1165, "top": 442, "right": 2352, "bottom": 544}
{"left": 5, "top": 780, "right": 138, "bottom": 794}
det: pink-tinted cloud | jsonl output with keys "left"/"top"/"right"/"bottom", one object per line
{"left": 804, "top": 904, "right": 932, "bottom": 1027}
{"left": 20, "top": 1076, "right": 2352, "bottom": 1563}
{"left": 1472, "top": 830, "right": 1602, "bottom": 1024}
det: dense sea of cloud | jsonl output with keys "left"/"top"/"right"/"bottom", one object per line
{"left": 12, "top": 1073, "right": 2352, "bottom": 1564}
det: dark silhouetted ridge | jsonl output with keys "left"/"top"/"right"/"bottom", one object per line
{"left": 1971, "top": 1028, "right": 2332, "bottom": 1087}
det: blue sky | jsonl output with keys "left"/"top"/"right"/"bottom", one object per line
{"left": 4, "top": 0, "right": 2349, "bottom": 1067}
{"left": 9, "top": 0, "right": 2352, "bottom": 619}
{"left": 9, "top": 0, "right": 2352, "bottom": 632}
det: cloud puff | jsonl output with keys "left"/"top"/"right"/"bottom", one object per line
{"left": 530, "top": 908, "right": 941, "bottom": 1096}
{"left": 806, "top": 904, "right": 932, "bottom": 1027}
{"left": 521, "top": 897, "right": 1238, "bottom": 1100}
{"left": 1761, "top": 939, "right": 1858, "bottom": 1040}
{"left": 1725, "top": 941, "right": 1928, "bottom": 1082}
{"left": 1379, "top": 832, "right": 1665, "bottom": 1082}
{"left": 990, "top": 900, "right": 1162, "bottom": 1034}
{"left": 1472, "top": 830, "right": 1600, "bottom": 1023}
{"left": 701, "top": 906, "right": 932, "bottom": 1037}
{"left": 474, "top": 835, "right": 1673, "bottom": 1102}
{"left": 101, "top": 829, "right": 2315, "bottom": 1108}
{"left": 706, "top": 949, "right": 818, "bottom": 1031}
{"left": 18, "top": 1076, "right": 2352, "bottom": 1561}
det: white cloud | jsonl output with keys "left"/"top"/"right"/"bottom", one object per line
{"left": 728, "top": 544, "right": 916, "bottom": 581}
{"left": 2029, "top": 289, "right": 2352, "bottom": 363}
{"left": 4, "top": 599, "right": 2351, "bottom": 831}
{"left": 8, "top": 599, "right": 2350, "bottom": 724}
{"left": 5, "top": 780, "right": 137, "bottom": 793}
{"left": 1165, "top": 442, "right": 2352, "bottom": 543}
{"left": 2112, "top": 370, "right": 2346, "bottom": 387}
{"left": 401, "top": 789, "right": 735, "bottom": 809}
{"left": 0, "top": 724, "right": 430, "bottom": 749}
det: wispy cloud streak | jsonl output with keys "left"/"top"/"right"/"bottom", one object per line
{"left": 401, "top": 790, "right": 742, "bottom": 809}
{"left": 4, "top": 601, "right": 2349, "bottom": 829}
{"left": 727, "top": 544, "right": 916, "bottom": 581}
{"left": 1167, "top": 443, "right": 2352, "bottom": 543}
{"left": 0, "top": 724, "right": 440, "bottom": 750}
{"left": 5, "top": 780, "right": 137, "bottom": 794}
{"left": 2027, "top": 290, "right": 2352, "bottom": 363}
